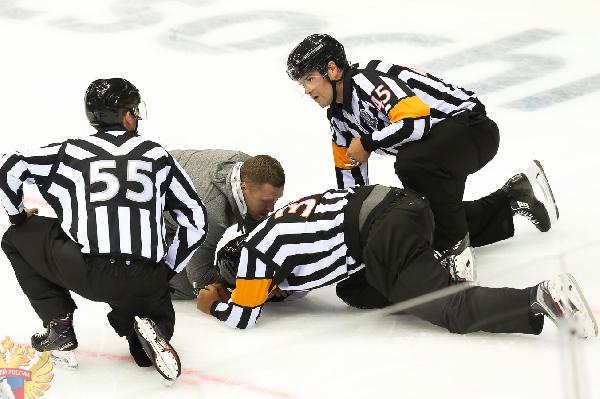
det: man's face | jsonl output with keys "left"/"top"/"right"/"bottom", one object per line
{"left": 242, "top": 181, "right": 284, "bottom": 220}
{"left": 297, "top": 70, "right": 333, "bottom": 108}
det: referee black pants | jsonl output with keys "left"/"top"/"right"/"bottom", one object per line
{"left": 340, "top": 194, "right": 543, "bottom": 335}
{"left": 394, "top": 108, "right": 513, "bottom": 250}
{"left": 1, "top": 215, "right": 175, "bottom": 340}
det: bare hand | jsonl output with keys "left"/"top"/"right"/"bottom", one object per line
{"left": 196, "top": 283, "right": 230, "bottom": 314}
{"left": 10, "top": 207, "right": 38, "bottom": 225}
{"left": 346, "top": 138, "right": 370, "bottom": 164}
{"left": 269, "top": 287, "right": 289, "bottom": 299}
{"left": 212, "top": 283, "right": 231, "bottom": 302}
{"left": 25, "top": 208, "right": 39, "bottom": 218}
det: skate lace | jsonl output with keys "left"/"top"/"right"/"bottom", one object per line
{"left": 514, "top": 208, "right": 539, "bottom": 225}
{"left": 33, "top": 331, "right": 46, "bottom": 339}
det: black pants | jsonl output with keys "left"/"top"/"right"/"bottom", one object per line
{"left": 1, "top": 215, "right": 175, "bottom": 340}
{"left": 338, "top": 193, "right": 543, "bottom": 335}
{"left": 394, "top": 109, "right": 512, "bottom": 250}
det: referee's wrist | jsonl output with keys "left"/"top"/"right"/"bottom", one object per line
{"left": 209, "top": 301, "right": 219, "bottom": 316}
{"left": 360, "top": 135, "right": 376, "bottom": 152}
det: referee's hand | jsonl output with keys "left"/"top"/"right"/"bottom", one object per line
{"left": 9, "top": 207, "right": 38, "bottom": 225}
{"left": 196, "top": 283, "right": 231, "bottom": 314}
{"left": 346, "top": 137, "right": 370, "bottom": 163}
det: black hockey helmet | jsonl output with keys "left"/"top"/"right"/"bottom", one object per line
{"left": 216, "top": 234, "right": 248, "bottom": 288}
{"left": 286, "top": 34, "right": 348, "bottom": 81}
{"left": 84, "top": 78, "right": 142, "bottom": 128}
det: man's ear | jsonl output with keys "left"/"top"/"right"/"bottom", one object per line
{"left": 240, "top": 181, "right": 247, "bottom": 192}
{"left": 122, "top": 110, "right": 136, "bottom": 130}
{"left": 327, "top": 61, "right": 342, "bottom": 80}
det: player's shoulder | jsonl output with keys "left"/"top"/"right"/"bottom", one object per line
{"left": 352, "top": 60, "right": 415, "bottom": 79}
{"left": 170, "top": 149, "right": 250, "bottom": 166}
{"left": 349, "top": 60, "right": 400, "bottom": 92}
{"left": 136, "top": 139, "right": 172, "bottom": 162}
{"left": 352, "top": 60, "right": 390, "bottom": 75}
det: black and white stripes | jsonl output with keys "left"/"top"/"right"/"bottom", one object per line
{"left": 329, "top": 60, "right": 478, "bottom": 189}
{"left": 0, "top": 129, "right": 207, "bottom": 272}
{"left": 211, "top": 188, "right": 362, "bottom": 329}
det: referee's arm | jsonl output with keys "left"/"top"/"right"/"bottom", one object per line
{"left": 0, "top": 143, "right": 62, "bottom": 224}
{"left": 357, "top": 71, "right": 431, "bottom": 152}
{"left": 163, "top": 160, "right": 209, "bottom": 273}
{"left": 206, "top": 247, "right": 274, "bottom": 329}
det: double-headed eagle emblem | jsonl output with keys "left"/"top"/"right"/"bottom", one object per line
{"left": 0, "top": 337, "right": 53, "bottom": 399}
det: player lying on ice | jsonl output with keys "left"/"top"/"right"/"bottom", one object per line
{"left": 196, "top": 184, "right": 597, "bottom": 338}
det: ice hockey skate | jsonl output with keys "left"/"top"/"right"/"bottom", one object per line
{"left": 530, "top": 273, "right": 598, "bottom": 338}
{"left": 134, "top": 316, "right": 181, "bottom": 383}
{"left": 31, "top": 313, "right": 78, "bottom": 369}
{"left": 440, "top": 234, "right": 476, "bottom": 283}
{"left": 127, "top": 330, "right": 153, "bottom": 368}
{"left": 502, "top": 160, "right": 557, "bottom": 232}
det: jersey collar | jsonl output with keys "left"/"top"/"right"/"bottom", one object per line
{"left": 341, "top": 65, "right": 356, "bottom": 113}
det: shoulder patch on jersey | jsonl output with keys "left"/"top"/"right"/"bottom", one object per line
{"left": 359, "top": 109, "right": 378, "bottom": 129}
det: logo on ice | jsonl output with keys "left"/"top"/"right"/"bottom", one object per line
{"left": 0, "top": 337, "right": 53, "bottom": 399}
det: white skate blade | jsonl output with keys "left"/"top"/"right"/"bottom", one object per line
{"left": 525, "top": 160, "right": 559, "bottom": 224}
{"left": 562, "top": 274, "right": 598, "bottom": 338}
{"left": 50, "top": 350, "right": 78, "bottom": 369}
{"left": 134, "top": 316, "right": 181, "bottom": 383}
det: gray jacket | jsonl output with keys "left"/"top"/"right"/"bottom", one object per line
{"left": 166, "top": 149, "right": 250, "bottom": 299}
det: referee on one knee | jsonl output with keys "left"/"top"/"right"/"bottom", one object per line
{"left": 0, "top": 78, "right": 207, "bottom": 382}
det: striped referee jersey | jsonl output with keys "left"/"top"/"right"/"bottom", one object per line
{"left": 211, "top": 188, "right": 363, "bottom": 329}
{"left": 329, "top": 60, "right": 479, "bottom": 188}
{"left": 0, "top": 128, "right": 208, "bottom": 272}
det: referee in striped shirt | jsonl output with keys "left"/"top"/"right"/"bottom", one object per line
{"left": 0, "top": 78, "right": 207, "bottom": 381}
{"left": 286, "top": 34, "right": 553, "bottom": 282}
{"left": 196, "top": 185, "right": 597, "bottom": 339}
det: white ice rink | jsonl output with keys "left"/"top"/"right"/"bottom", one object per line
{"left": 1, "top": 0, "right": 599, "bottom": 398}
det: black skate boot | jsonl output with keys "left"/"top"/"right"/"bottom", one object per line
{"left": 31, "top": 313, "right": 79, "bottom": 368}
{"left": 127, "top": 330, "right": 153, "bottom": 368}
{"left": 31, "top": 313, "right": 78, "bottom": 352}
{"left": 530, "top": 274, "right": 598, "bottom": 338}
{"left": 439, "top": 233, "right": 476, "bottom": 283}
{"left": 134, "top": 316, "right": 181, "bottom": 383}
{"left": 502, "top": 172, "right": 551, "bottom": 232}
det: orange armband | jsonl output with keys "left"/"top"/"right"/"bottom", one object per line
{"left": 332, "top": 142, "right": 356, "bottom": 170}
{"left": 231, "top": 279, "right": 273, "bottom": 307}
{"left": 388, "top": 96, "right": 430, "bottom": 123}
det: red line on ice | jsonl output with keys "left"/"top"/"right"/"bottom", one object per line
{"left": 16, "top": 343, "right": 301, "bottom": 398}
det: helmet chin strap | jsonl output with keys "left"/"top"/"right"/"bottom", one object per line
{"left": 327, "top": 71, "right": 343, "bottom": 107}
